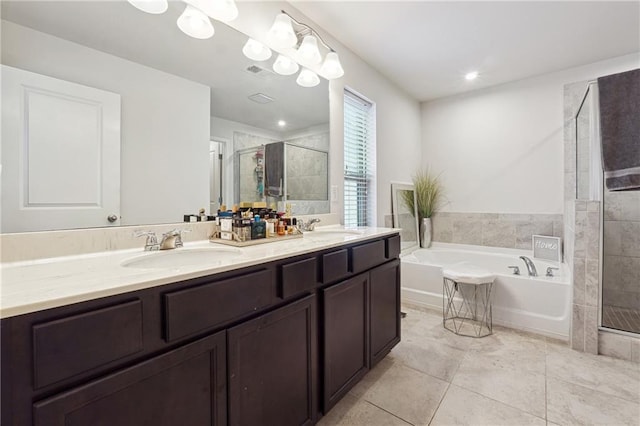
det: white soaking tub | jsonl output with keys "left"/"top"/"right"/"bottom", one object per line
{"left": 401, "top": 243, "right": 571, "bottom": 340}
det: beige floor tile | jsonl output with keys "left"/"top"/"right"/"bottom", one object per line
{"left": 359, "top": 363, "right": 448, "bottom": 426}
{"left": 547, "top": 377, "right": 640, "bottom": 425}
{"left": 405, "top": 314, "right": 475, "bottom": 352}
{"left": 317, "top": 393, "right": 410, "bottom": 426}
{"left": 430, "top": 384, "right": 546, "bottom": 426}
{"left": 452, "top": 355, "right": 546, "bottom": 418}
{"left": 348, "top": 356, "right": 397, "bottom": 398}
{"left": 467, "top": 331, "right": 547, "bottom": 375}
{"left": 401, "top": 307, "right": 427, "bottom": 331}
{"left": 387, "top": 334, "right": 467, "bottom": 382}
{"left": 546, "top": 344, "right": 640, "bottom": 402}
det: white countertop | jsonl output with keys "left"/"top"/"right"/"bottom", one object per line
{"left": 0, "top": 226, "right": 398, "bottom": 318}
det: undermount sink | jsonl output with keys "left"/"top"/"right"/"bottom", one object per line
{"left": 121, "top": 247, "right": 243, "bottom": 270}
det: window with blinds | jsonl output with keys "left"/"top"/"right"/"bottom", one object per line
{"left": 344, "top": 89, "right": 376, "bottom": 227}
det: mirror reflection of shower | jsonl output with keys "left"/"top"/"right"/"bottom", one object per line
{"left": 576, "top": 81, "right": 640, "bottom": 335}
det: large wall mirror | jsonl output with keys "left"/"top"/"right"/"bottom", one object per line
{"left": 1, "top": 1, "right": 330, "bottom": 233}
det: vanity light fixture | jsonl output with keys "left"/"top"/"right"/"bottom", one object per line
{"left": 320, "top": 51, "right": 345, "bottom": 80}
{"left": 265, "top": 10, "right": 345, "bottom": 81}
{"left": 177, "top": 5, "right": 215, "bottom": 39}
{"left": 184, "top": 0, "right": 238, "bottom": 23}
{"left": 273, "top": 54, "right": 300, "bottom": 76}
{"left": 465, "top": 71, "right": 479, "bottom": 81}
{"left": 126, "top": 0, "right": 168, "bottom": 14}
{"left": 267, "top": 13, "right": 298, "bottom": 49}
{"left": 297, "top": 35, "right": 322, "bottom": 65}
{"left": 296, "top": 68, "right": 320, "bottom": 88}
{"left": 242, "top": 39, "right": 272, "bottom": 61}
{"left": 126, "top": 0, "right": 239, "bottom": 40}
{"left": 278, "top": 120, "right": 287, "bottom": 127}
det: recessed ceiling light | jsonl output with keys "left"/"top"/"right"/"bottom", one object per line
{"left": 278, "top": 120, "right": 286, "bottom": 127}
{"left": 465, "top": 71, "right": 478, "bottom": 81}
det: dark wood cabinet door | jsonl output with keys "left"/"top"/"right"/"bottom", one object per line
{"left": 322, "top": 273, "right": 369, "bottom": 412}
{"left": 228, "top": 295, "right": 317, "bottom": 426}
{"left": 370, "top": 260, "right": 401, "bottom": 367}
{"left": 33, "top": 331, "right": 227, "bottom": 426}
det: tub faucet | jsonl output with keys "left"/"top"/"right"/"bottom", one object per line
{"left": 519, "top": 256, "right": 538, "bottom": 277}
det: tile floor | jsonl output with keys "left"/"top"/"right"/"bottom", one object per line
{"left": 319, "top": 306, "right": 640, "bottom": 426}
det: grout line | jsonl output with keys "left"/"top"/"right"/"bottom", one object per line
{"left": 549, "top": 375, "right": 640, "bottom": 405}
{"left": 427, "top": 381, "right": 451, "bottom": 426}
{"left": 544, "top": 336, "right": 549, "bottom": 422}
{"left": 363, "top": 400, "right": 414, "bottom": 426}
{"left": 447, "top": 382, "right": 548, "bottom": 423}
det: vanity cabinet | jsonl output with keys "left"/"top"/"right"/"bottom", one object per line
{"left": 321, "top": 259, "right": 401, "bottom": 412}
{"left": 370, "top": 260, "right": 401, "bottom": 367}
{"left": 322, "top": 273, "right": 370, "bottom": 412}
{"left": 1, "top": 233, "right": 401, "bottom": 426}
{"left": 33, "top": 331, "right": 227, "bottom": 426}
{"left": 228, "top": 295, "right": 317, "bottom": 426}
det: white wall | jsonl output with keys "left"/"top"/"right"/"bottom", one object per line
{"left": 421, "top": 53, "right": 640, "bottom": 214}
{"left": 2, "top": 21, "right": 211, "bottom": 225}
{"left": 229, "top": 2, "right": 423, "bottom": 226}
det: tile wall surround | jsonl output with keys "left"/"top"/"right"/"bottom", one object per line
{"left": 570, "top": 200, "right": 601, "bottom": 354}
{"left": 602, "top": 190, "right": 640, "bottom": 311}
{"left": 599, "top": 330, "right": 640, "bottom": 363}
{"left": 431, "top": 212, "right": 564, "bottom": 250}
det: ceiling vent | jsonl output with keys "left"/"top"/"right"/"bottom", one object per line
{"left": 245, "top": 64, "right": 276, "bottom": 78}
{"left": 246, "top": 65, "right": 265, "bottom": 74}
{"left": 248, "top": 93, "right": 275, "bottom": 104}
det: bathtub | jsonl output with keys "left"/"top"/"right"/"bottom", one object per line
{"left": 401, "top": 243, "right": 571, "bottom": 340}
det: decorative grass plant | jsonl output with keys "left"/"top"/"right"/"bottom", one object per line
{"left": 401, "top": 169, "right": 443, "bottom": 222}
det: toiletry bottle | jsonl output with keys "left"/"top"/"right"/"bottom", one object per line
{"left": 277, "top": 219, "right": 286, "bottom": 236}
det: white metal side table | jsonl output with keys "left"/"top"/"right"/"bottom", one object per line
{"left": 442, "top": 263, "right": 495, "bottom": 338}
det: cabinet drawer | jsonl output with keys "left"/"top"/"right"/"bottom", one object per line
{"left": 322, "top": 249, "right": 349, "bottom": 284}
{"left": 33, "top": 300, "right": 143, "bottom": 389}
{"left": 280, "top": 257, "right": 317, "bottom": 299}
{"left": 164, "top": 269, "right": 274, "bottom": 342}
{"left": 34, "top": 331, "right": 226, "bottom": 426}
{"left": 351, "top": 240, "right": 386, "bottom": 274}
{"left": 386, "top": 235, "right": 401, "bottom": 259}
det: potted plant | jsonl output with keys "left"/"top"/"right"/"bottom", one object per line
{"left": 401, "top": 169, "right": 443, "bottom": 247}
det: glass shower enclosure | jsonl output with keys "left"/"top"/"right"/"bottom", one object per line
{"left": 576, "top": 83, "right": 640, "bottom": 335}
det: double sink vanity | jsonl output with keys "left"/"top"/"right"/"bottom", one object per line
{"left": 1, "top": 227, "right": 401, "bottom": 425}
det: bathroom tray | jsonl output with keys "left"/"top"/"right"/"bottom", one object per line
{"left": 209, "top": 232, "right": 303, "bottom": 247}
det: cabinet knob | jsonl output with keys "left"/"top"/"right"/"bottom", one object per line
{"left": 107, "top": 214, "right": 118, "bottom": 223}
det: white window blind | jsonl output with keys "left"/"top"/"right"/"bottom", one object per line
{"left": 344, "top": 89, "right": 376, "bottom": 227}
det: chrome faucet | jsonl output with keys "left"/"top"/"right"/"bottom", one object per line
{"left": 134, "top": 231, "right": 160, "bottom": 251}
{"left": 159, "top": 229, "right": 185, "bottom": 250}
{"left": 519, "top": 256, "right": 538, "bottom": 277}
{"left": 297, "top": 218, "right": 321, "bottom": 232}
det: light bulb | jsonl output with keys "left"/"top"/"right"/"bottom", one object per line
{"left": 267, "top": 13, "right": 297, "bottom": 49}
{"left": 184, "top": 0, "right": 238, "bottom": 22}
{"left": 297, "top": 35, "right": 322, "bottom": 65}
{"left": 296, "top": 68, "right": 320, "bottom": 88}
{"left": 320, "top": 51, "right": 344, "bottom": 79}
{"left": 465, "top": 71, "right": 479, "bottom": 81}
{"left": 177, "top": 5, "right": 214, "bottom": 39}
{"left": 126, "top": 0, "right": 168, "bottom": 14}
{"left": 273, "top": 54, "right": 299, "bottom": 76}
{"left": 278, "top": 120, "right": 286, "bottom": 127}
{"left": 242, "top": 39, "right": 272, "bottom": 61}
